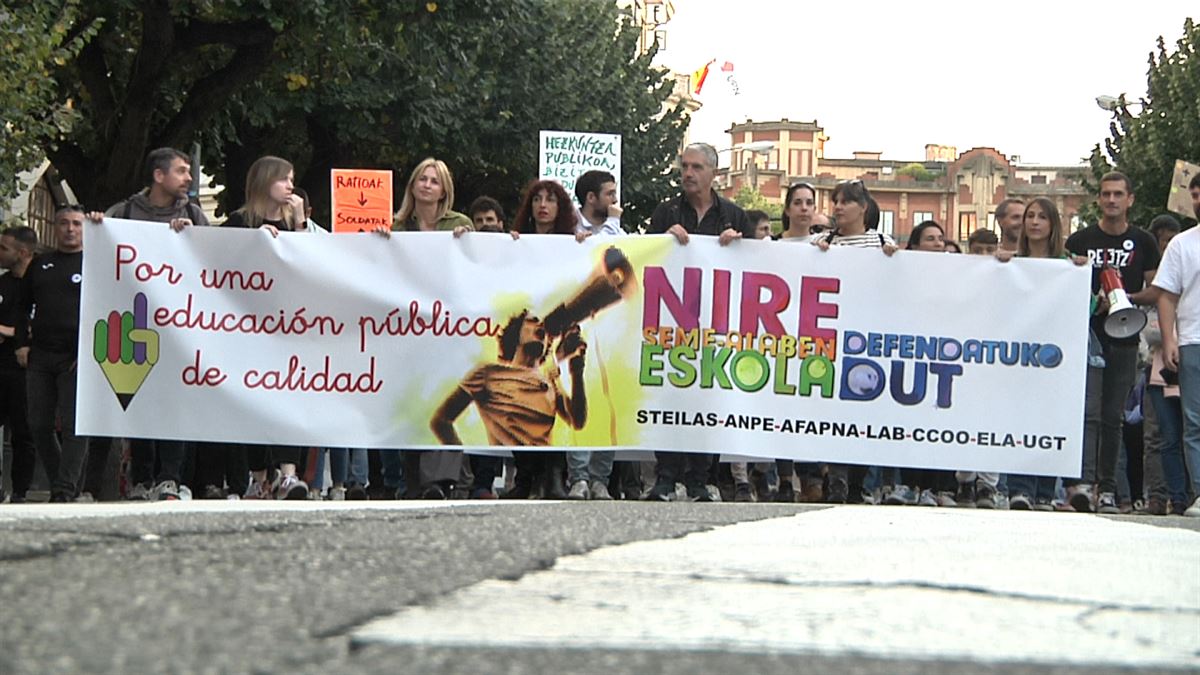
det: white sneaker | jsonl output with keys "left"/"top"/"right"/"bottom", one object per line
{"left": 127, "top": 483, "right": 151, "bottom": 501}
{"left": 74, "top": 492, "right": 96, "bottom": 503}
{"left": 589, "top": 481, "right": 612, "bottom": 501}
{"left": 329, "top": 486, "right": 347, "bottom": 501}
{"left": 275, "top": 475, "right": 309, "bottom": 501}
{"left": 1184, "top": 496, "right": 1200, "bottom": 518}
{"left": 567, "top": 480, "right": 589, "bottom": 500}
{"left": 150, "top": 480, "right": 180, "bottom": 501}
{"left": 918, "top": 489, "right": 938, "bottom": 507}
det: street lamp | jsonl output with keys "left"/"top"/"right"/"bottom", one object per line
{"left": 717, "top": 141, "right": 776, "bottom": 191}
{"left": 1095, "top": 93, "right": 1144, "bottom": 116}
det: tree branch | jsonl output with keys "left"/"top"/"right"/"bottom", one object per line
{"left": 75, "top": 40, "right": 117, "bottom": 136}
{"left": 155, "top": 39, "right": 277, "bottom": 147}
{"left": 177, "top": 18, "right": 276, "bottom": 49}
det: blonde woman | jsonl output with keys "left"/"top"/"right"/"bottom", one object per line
{"left": 391, "top": 157, "right": 473, "bottom": 235}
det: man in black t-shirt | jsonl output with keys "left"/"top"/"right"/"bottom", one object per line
{"left": 14, "top": 207, "right": 90, "bottom": 502}
{"left": 0, "top": 227, "right": 38, "bottom": 502}
{"left": 1065, "top": 171, "right": 1160, "bottom": 514}
{"left": 644, "top": 143, "right": 751, "bottom": 502}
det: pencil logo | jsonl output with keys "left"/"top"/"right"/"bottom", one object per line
{"left": 93, "top": 292, "right": 159, "bottom": 410}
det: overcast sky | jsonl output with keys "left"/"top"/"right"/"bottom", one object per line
{"left": 653, "top": 1, "right": 1195, "bottom": 166}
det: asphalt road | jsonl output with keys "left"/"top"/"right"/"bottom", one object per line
{"left": 0, "top": 501, "right": 1195, "bottom": 674}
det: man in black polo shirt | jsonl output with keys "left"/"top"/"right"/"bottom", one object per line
{"left": 644, "top": 142, "right": 753, "bottom": 501}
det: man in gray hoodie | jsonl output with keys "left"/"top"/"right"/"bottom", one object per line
{"left": 87, "top": 147, "right": 208, "bottom": 500}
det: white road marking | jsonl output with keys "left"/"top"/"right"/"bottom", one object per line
{"left": 354, "top": 506, "right": 1200, "bottom": 668}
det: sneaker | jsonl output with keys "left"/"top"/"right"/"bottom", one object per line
{"left": 202, "top": 485, "right": 226, "bottom": 500}
{"left": 1010, "top": 494, "right": 1033, "bottom": 510}
{"left": 954, "top": 482, "right": 976, "bottom": 508}
{"left": 49, "top": 492, "right": 72, "bottom": 503}
{"left": 825, "top": 478, "right": 848, "bottom": 504}
{"left": 644, "top": 480, "right": 674, "bottom": 502}
{"left": 127, "top": 483, "right": 151, "bottom": 501}
{"left": 589, "top": 481, "right": 612, "bottom": 501}
{"left": 568, "top": 480, "right": 589, "bottom": 500}
{"left": 936, "top": 491, "right": 957, "bottom": 507}
{"left": 328, "top": 486, "right": 347, "bottom": 501}
{"left": 774, "top": 481, "right": 796, "bottom": 503}
{"left": 244, "top": 479, "right": 271, "bottom": 500}
{"left": 9, "top": 492, "right": 25, "bottom": 504}
{"left": 1184, "top": 497, "right": 1200, "bottom": 518}
{"left": 885, "top": 485, "right": 917, "bottom": 506}
{"left": 1033, "top": 497, "right": 1055, "bottom": 512}
{"left": 470, "top": 488, "right": 497, "bottom": 499}
{"left": 1144, "top": 497, "right": 1167, "bottom": 516}
{"left": 917, "top": 489, "right": 938, "bottom": 507}
{"left": 994, "top": 492, "right": 1010, "bottom": 510}
{"left": 346, "top": 484, "right": 368, "bottom": 500}
{"left": 734, "top": 482, "right": 753, "bottom": 502}
{"left": 975, "top": 484, "right": 996, "bottom": 510}
{"left": 687, "top": 483, "right": 714, "bottom": 502}
{"left": 275, "top": 475, "right": 309, "bottom": 501}
{"left": 74, "top": 492, "right": 96, "bottom": 504}
{"left": 150, "top": 480, "right": 180, "bottom": 501}
{"left": 1097, "top": 491, "right": 1119, "bottom": 514}
{"left": 420, "top": 483, "right": 447, "bottom": 500}
{"left": 798, "top": 480, "right": 824, "bottom": 503}
{"left": 1118, "top": 499, "right": 1134, "bottom": 514}
{"left": 1067, "top": 485, "right": 1094, "bottom": 513}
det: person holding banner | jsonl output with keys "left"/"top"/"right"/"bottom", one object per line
{"left": 514, "top": 180, "right": 579, "bottom": 236}
{"left": 810, "top": 180, "right": 896, "bottom": 504}
{"left": 392, "top": 158, "right": 473, "bottom": 235}
{"left": 221, "top": 156, "right": 309, "bottom": 499}
{"left": 644, "top": 143, "right": 753, "bottom": 501}
{"left": 906, "top": 221, "right": 947, "bottom": 252}
{"left": 1065, "top": 172, "right": 1160, "bottom": 514}
{"left": 87, "top": 147, "right": 210, "bottom": 500}
{"left": 468, "top": 196, "right": 507, "bottom": 233}
{"left": 13, "top": 206, "right": 90, "bottom": 502}
{"left": 995, "top": 199, "right": 1092, "bottom": 510}
{"left": 779, "top": 182, "right": 818, "bottom": 243}
{"left": 573, "top": 170, "right": 624, "bottom": 240}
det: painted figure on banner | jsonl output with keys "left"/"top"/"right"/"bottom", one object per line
{"left": 430, "top": 246, "right": 637, "bottom": 499}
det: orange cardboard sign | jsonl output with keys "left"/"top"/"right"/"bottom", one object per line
{"left": 331, "top": 169, "right": 393, "bottom": 233}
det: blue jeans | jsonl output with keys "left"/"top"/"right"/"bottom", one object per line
{"left": 1178, "top": 344, "right": 1200, "bottom": 497}
{"left": 318, "top": 448, "right": 368, "bottom": 488}
{"left": 1008, "top": 474, "right": 1056, "bottom": 501}
{"left": 1146, "top": 386, "right": 1188, "bottom": 506}
{"left": 378, "top": 449, "right": 405, "bottom": 493}
{"left": 567, "top": 450, "right": 615, "bottom": 484}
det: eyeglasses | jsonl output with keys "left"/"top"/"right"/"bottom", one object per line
{"left": 789, "top": 181, "right": 816, "bottom": 193}
{"left": 838, "top": 179, "right": 864, "bottom": 187}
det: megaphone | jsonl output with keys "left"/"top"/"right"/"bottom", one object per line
{"left": 544, "top": 246, "right": 638, "bottom": 336}
{"left": 1100, "top": 265, "right": 1146, "bottom": 339}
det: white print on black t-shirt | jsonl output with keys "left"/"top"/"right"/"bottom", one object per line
{"left": 1088, "top": 248, "right": 1133, "bottom": 268}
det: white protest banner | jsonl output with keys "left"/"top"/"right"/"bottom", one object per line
{"left": 538, "top": 130, "right": 621, "bottom": 197}
{"left": 78, "top": 221, "right": 1089, "bottom": 476}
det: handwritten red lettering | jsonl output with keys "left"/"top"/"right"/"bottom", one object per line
{"left": 154, "top": 294, "right": 344, "bottom": 336}
{"left": 356, "top": 300, "right": 500, "bottom": 352}
{"left": 182, "top": 350, "right": 227, "bottom": 387}
{"left": 200, "top": 268, "right": 275, "bottom": 292}
{"left": 243, "top": 355, "right": 382, "bottom": 393}
{"left": 116, "top": 243, "right": 182, "bottom": 285}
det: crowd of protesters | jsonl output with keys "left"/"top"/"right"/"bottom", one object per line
{"left": 1, "top": 143, "right": 1198, "bottom": 518}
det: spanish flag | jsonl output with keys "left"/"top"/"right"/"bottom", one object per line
{"left": 692, "top": 59, "right": 715, "bottom": 95}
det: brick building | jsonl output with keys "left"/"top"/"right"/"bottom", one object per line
{"left": 718, "top": 119, "right": 1089, "bottom": 244}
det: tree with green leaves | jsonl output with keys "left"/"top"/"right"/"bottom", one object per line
{"left": 1086, "top": 18, "right": 1200, "bottom": 227}
{"left": 0, "top": 1, "right": 99, "bottom": 203}
{"left": 732, "top": 185, "right": 782, "bottom": 222}
{"left": 11, "top": 1, "right": 687, "bottom": 229}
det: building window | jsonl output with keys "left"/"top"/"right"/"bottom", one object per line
{"left": 878, "top": 210, "right": 895, "bottom": 236}
{"left": 1031, "top": 175, "right": 1047, "bottom": 185}
{"left": 958, "top": 212, "right": 977, "bottom": 241}
{"left": 913, "top": 211, "right": 933, "bottom": 225}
